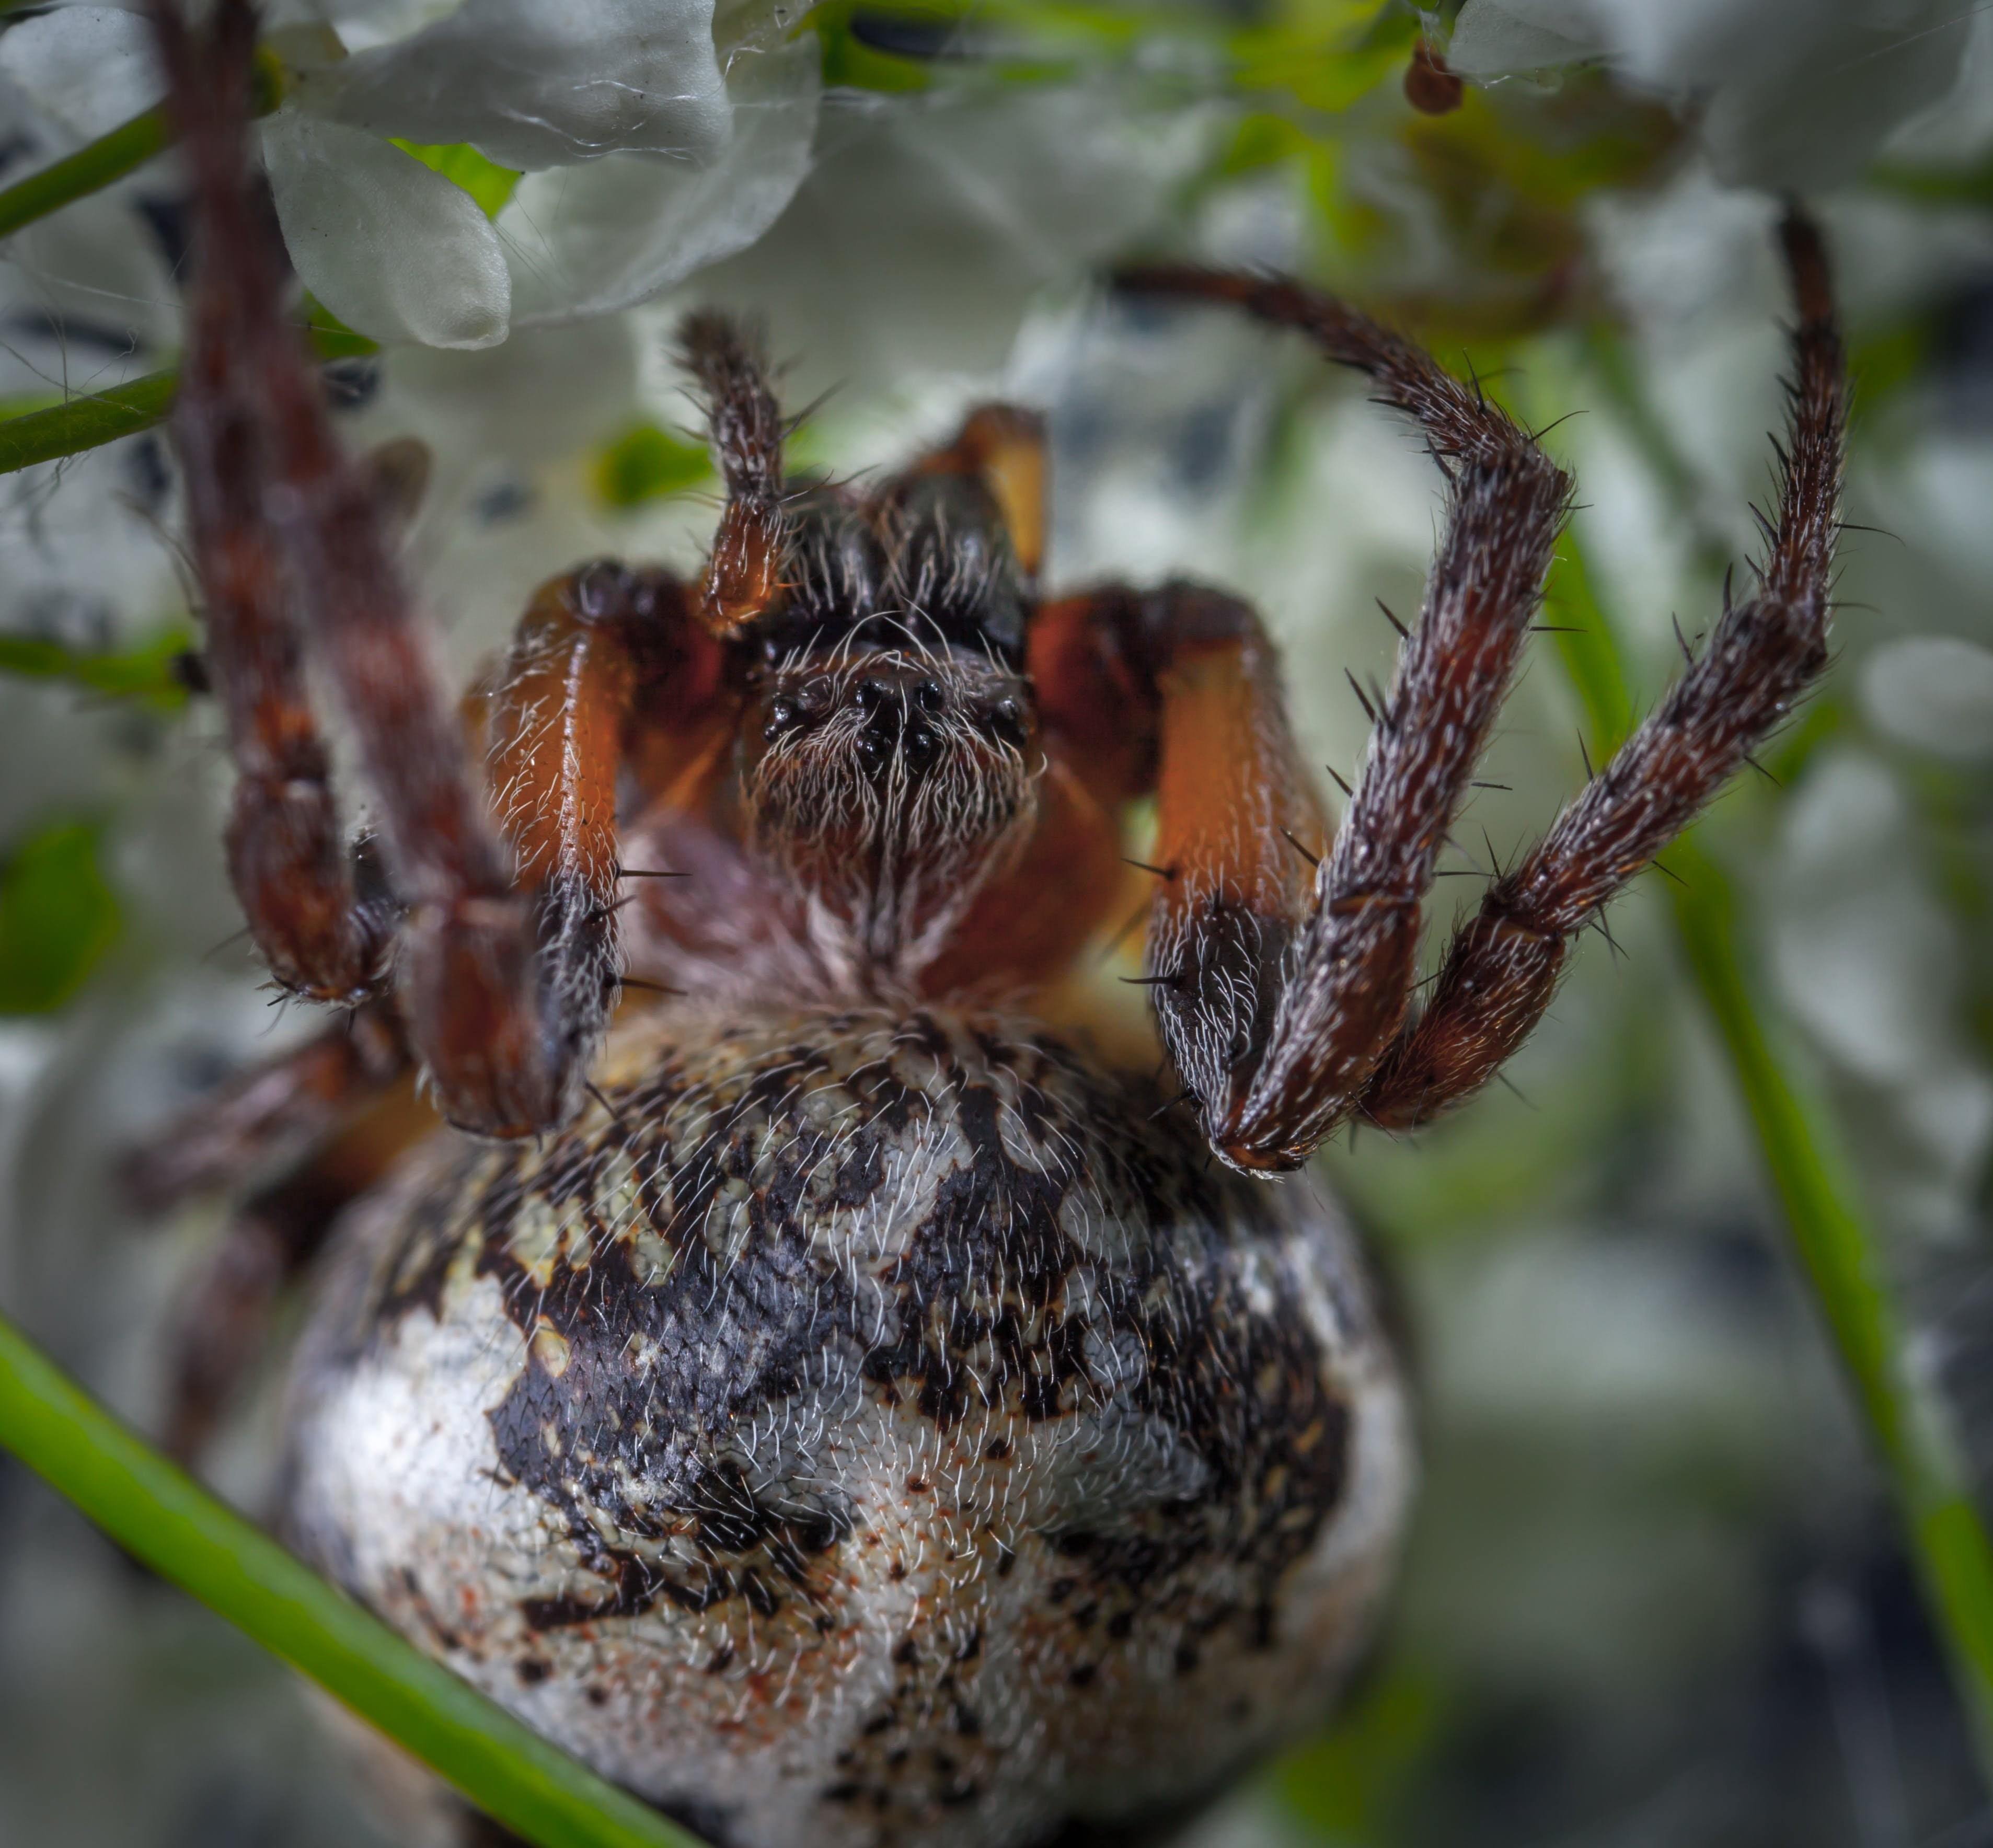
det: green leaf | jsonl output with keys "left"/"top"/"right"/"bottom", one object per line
{"left": 593, "top": 422, "right": 713, "bottom": 509}
{"left": 0, "top": 821, "right": 122, "bottom": 1014}
{"left": 0, "top": 623, "right": 198, "bottom": 713}
{"left": 389, "top": 140, "right": 523, "bottom": 219}
{"left": 0, "top": 1308, "right": 709, "bottom": 1848}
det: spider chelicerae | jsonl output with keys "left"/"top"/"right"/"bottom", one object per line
{"left": 121, "top": 5, "right": 1848, "bottom": 1847}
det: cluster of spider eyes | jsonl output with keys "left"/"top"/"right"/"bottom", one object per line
{"left": 762, "top": 676, "right": 1029, "bottom": 773}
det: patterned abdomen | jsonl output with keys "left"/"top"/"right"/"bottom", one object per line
{"left": 283, "top": 1007, "right": 1412, "bottom": 1848}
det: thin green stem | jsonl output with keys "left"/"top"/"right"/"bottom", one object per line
{"left": 1542, "top": 470, "right": 1993, "bottom": 1785}
{"left": 0, "top": 48, "right": 285, "bottom": 244}
{"left": 0, "top": 106, "right": 172, "bottom": 241}
{"left": 0, "top": 1308, "right": 706, "bottom": 1848}
{"left": 0, "top": 369, "right": 179, "bottom": 473}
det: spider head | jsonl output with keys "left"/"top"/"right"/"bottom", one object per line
{"left": 740, "top": 488, "right": 1039, "bottom": 973}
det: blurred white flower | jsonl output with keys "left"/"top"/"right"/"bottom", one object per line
{"left": 1862, "top": 636, "right": 1993, "bottom": 763}
{"left": 0, "top": 0, "right": 821, "bottom": 351}
{"left": 1445, "top": 0, "right": 1975, "bottom": 188}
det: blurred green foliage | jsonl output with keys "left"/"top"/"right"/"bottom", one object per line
{"left": 0, "top": 819, "right": 121, "bottom": 1014}
{"left": 0, "top": 623, "right": 197, "bottom": 712}
{"left": 593, "top": 421, "right": 715, "bottom": 509}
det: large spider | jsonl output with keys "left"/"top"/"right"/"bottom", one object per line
{"left": 122, "top": 6, "right": 1848, "bottom": 1848}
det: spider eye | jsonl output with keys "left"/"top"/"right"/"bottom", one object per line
{"left": 989, "top": 697, "right": 1026, "bottom": 747}
{"left": 913, "top": 679, "right": 943, "bottom": 713}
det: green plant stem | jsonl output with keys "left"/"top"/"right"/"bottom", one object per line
{"left": 0, "top": 48, "right": 285, "bottom": 244}
{"left": 1545, "top": 524, "right": 1993, "bottom": 1787}
{"left": 0, "top": 369, "right": 180, "bottom": 473}
{"left": 0, "top": 1308, "right": 704, "bottom": 1848}
{"left": 0, "top": 106, "right": 172, "bottom": 241}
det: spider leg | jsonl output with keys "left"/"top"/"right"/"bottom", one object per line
{"left": 1025, "top": 579, "right": 1332, "bottom": 1053}
{"left": 157, "top": 1079, "right": 432, "bottom": 1464}
{"left": 155, "top": 1, "right": 561, "bottom": 1136}
{"left": 913, "top": 403, "right": 1050, "bottom": 579}
{"left": 120, "top": 1001, "right": 408, "bottom": 1216}
{"left": 1112, "top": 265, "right": 1572, "bottom": 1170}
{"left": 681, "top": 311, "right": 788, "bottom": 636}
{"left": 1357, "top": 207, "right": 1846, "bottom": 1129}
{"left": 480, "top": 562, "right": 728, "bottom": 1080}
{"left": 151, "top": 1, "right": 375, "bottom": 1003}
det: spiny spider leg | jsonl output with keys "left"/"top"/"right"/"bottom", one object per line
{"left": 152, "top": 0, "right": 374, "bottom": 1002}
{"left": 682, "top": 312, "right": 788, "bottom": 636}
{"left": 1358, "top": 207, "right": 1846, "bottom": 1128}
{"left": 1114, "top": 264, "right": 1573, "bottom": 1170}
{"left": 156, "top": 0, "right": 560, "bottom": 1135}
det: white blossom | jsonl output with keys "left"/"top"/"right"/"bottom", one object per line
{"left": 1445, "top": 0, "right": 1977, "bottom": 188}
{"left": 0, "top": 0, "right": 821, "bottom": 351}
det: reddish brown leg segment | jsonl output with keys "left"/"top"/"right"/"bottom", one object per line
{"left": 154, "top": 3, "right": 375, "bottom": 1003}
{"left": 155, "top": 0, "right": 557, "bottom": 1137}
{"left": 482, "top": 563, "right": 722, "bottom": 1072}
{"left": 120, "top": 1003, "right": 408, "bottom": 1215}
{"left": 1358, "top": 207, "right": 1846, "bottom": 1128}
{"left": 1114, "top": 265, "right": 1572, "bottom": 1169}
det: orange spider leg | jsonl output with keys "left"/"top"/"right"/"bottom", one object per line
{"left": 1027, "top": 583, "right": 1331, "bottom": 1089}
{"left": 157, "top": 0, "right": 566, "bottom": 1137}
{"left": 913, "top": 404, "right": 1050, "bottom": 579}
{"left": 481, "top": 563, "right": 735, "bottom": 1045}
{"left": 1113, "top": 264, "right": 1572, "bottom": 1171}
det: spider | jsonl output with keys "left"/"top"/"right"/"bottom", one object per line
{"left": 119, "top": 5, "right": 1848, "bottom": 1847}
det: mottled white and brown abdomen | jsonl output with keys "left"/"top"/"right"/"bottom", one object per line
{"left": 282, "top": 1006, "right": 1412, "bottom": 1848}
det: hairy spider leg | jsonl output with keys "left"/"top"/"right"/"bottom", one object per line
{"left": 1026, "top": 583, "right": 1333, "bottom": 1087}
{"left": 117, "top": 1000, "right": 420, "bottom": 1461}
{"left": 682, "top": 312, "right": 788, "bottom": 636}
{"left": 1356, "top": 207, "right": 1846, "bottom": 1128}
{"left": 1108, "top": 264, "right": 1573, "bottom": 1171}
{"left": 479, "top": 562, "right": 743, "bottom": 1095}
{"left": 156, "top": 1075, "right": 434, "bottom": 1462}
{"left": 120, "top": 1001, "right": 410, "bottom": 1216}
{"left": 152, "top": 0, "right": 374, "bottom": 1002}
{"left": 911, "top": 404, "right": 1051, "bottom": 579}
{"left": 156, "top": 0, "right": 566, "bottom": 1136}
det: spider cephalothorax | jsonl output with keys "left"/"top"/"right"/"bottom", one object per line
{"left": 124, "top": 6, "right": 1849, "bottom": 1847}
{"left": 739, "top": 466, "right": 1042, "bottom": 977}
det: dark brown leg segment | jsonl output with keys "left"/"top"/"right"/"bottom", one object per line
{"left": 1114, "top": 265, "right": 1572, "bottom": 1170}
{"left": 1358, "top": 206, "right": 1846, "bottom": 1128}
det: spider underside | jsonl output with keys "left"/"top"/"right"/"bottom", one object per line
{"left": 122, "top": 6, "right": 1849, "bottom": 1848}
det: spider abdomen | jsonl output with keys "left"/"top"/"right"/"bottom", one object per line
{"left": 283, "top": 1007, "right": 1411, "bottom": 1848}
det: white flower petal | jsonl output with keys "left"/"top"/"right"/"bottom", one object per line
{"left": 691, "top": 83, "right": 1213, "bottom": 401}
{"left": 319, "top": 0, "right": 730, "bottom": 171}
{"left": 1446, "top": 0, "right": 1976, "bottom": 188}
{"left": 0, "top": 7, "right": 161, "bottom": 140}
{"left": 1862, "top": 636, "right": 1993, "bottom": 763}
{"left": 501, "top": 32, "right": 819, "bottom": 326}
{"left": 1446, "top": 0, "right": 1603, "bottom": 77}
{"left": 262, "top": 112, "right": 511, "bottom": 350}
